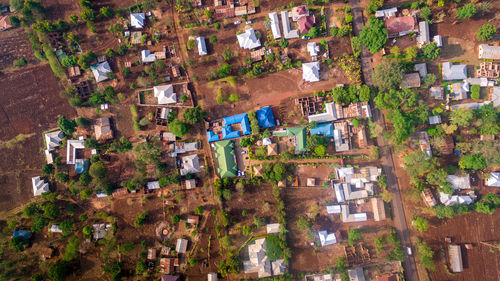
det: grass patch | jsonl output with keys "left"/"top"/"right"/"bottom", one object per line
{"left": 0, "top": 133, "right": 35, "bottom": 149}
{"left": 207, "top": 76, "right": 237, "bottom": 88}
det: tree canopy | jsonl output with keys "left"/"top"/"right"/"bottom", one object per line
{"left": 168, "top": 119, "right": 190, "bottom": 138}
{"left": 359, "top": 17, "right": 387, "bottom": 54}
{"left": 372, "top": 61, "right": 404, "bottom": 92}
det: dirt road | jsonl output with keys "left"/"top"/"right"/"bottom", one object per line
{"left": 349, "top": 0, "right": 419, "bottom": 280}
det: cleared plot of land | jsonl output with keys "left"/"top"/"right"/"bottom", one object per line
{"left": 424, "top": 210, "right": 500, "bottom": 281}
{"left": 0, "top": 64, "right": 76, "bottom": 211}
{"left": 0, "top": 28, "right": 36, "bottom": 69}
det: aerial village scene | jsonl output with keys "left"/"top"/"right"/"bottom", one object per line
{"left": 0, "top": 0, "right": 499, "bottom": 281}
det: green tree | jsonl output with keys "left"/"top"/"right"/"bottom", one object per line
{"left": 416, "top": 240, "right": 435, "bottom": 270}
{"left": 142, "top": 0, "right": 156, "bottom": 11}
{"left": 314, "top": 145, "right": 327, "bottom": 156}
{"left": 450, "top": 108, "right": 473, "bottom": 127}
{"left": 48, "top": 261, "right": 69, "bottom": 281}
{"left": 221, "top": 235, "right": 232, "bottom": 249}
{"left": 471, "top": 84, "right": 480, "bottom": 100}
{"left": 9, "top": 237, "right": 25, "bottom": 252}
{"left": 183, "top": 106, "right": 206, "bottom": 125}
{"left": 359, "top": 17, "right": 387, "bottom": 54}
{"left": 405, "top": 46, "right": 419, "bottom": 61}
{"left": 218, "top": 63, "right": 232, "bottom": 78}
{"left": 55, "top": 172, "right": 70, "bottom": 184}
{"left": 423, "top": 73, "right": 436, "bottom": 86}
{"left": 420, "top": 6, "right": 432, "bottom": 22}
{"left": 421, "top": 42, "right": 440, "bottom": 59}
{"left": 372, "top": 61, "right": 404, "bottom": 92}
{"left": 99, "top": 6, "right": 113, "bottom": 18}
{"left": 168, "top": 119, "right": 190, "bottom": 138}
{"left": 433, "top": 205, "right": 455, "bottom": 219}
{"left": 134, "top": 211, "right": 148, "bottom": 227}
{"left": 42, "top": 164, "right": 55, "bottom": 175}
{"left": 62, "top": 236, "right": 80, "bottom": 261}
{"left": 279, "top": 37, "right": 289, "bottom": 48}
{"left": 209, "top": 35, "right": 217, "bottom": 44}
{"left": 456, "top": 3, "right": 476, "bottom": 19}
{"left": 348, "top": 228, "right": 362, "bottom": 246}
{"left": 172, "top": 214, "right": 181, "bottom": 224}
{"left": 214, "top": 22, "right": 221, "bottom": 30}
{"left": 359, "top": 85, "right": 372, "bottom": 102}
{"left": 222, "top": 46, "right": 234, "bottom": 61}
{"left": 135, "top": 260, "right": 147, "bottom": 275}
{"left": 69, "top": 14, "right": 78, "bottom": 24}
{"left": 476, "top": 24, "right": 497, "bottom": 41}
{"left": 265, "top": 234, "right": 283, "bottom": 261}
{"left": 60, "top": 220, "right": 74, "bottom": 236}
{"left": 412, "top": 217, "right": 429, "bottom": 232}
{"left": 297, "top": 216, "right": 312, "bottom": 231}
{"left": 459, "top": 153, "right": 487, "bottom": 170}
{"left": 58, "top": 116, "right": 77, "bottom": 135}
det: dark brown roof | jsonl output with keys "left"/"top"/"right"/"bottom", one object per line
{"left": 161, "top": 275, "right": 180, "bottom": 281}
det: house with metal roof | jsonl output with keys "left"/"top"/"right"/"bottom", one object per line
{"left": 375, "top": 7, "right": 398, "bottom": 18}
{"left": 478, "top": 44, "right": 500, "bottom": 60}
{"left": 273, "top": 127, "right": 307, "bottom": 152}
{"left": 147, "top": 181, "right": 160, "bottom": 190}
{"left": 243, "top": 238, "right": 272, "bottom": 278}
{"left": 419, "top": 131, "right": 432, "bottom": 157}
{"left": 214, "top": 140, "right": 237, "bottom": 178}
{"left": 311, "top": 122, "right": 334, "bottom": 137}
{"left": 448, "top": 245, "right": 463, "bottom": 273}
{"left": 256, "top": 106, "right": 276, "bottom": 128}
{"left": 486, "top": 172, "right": 500, "bottom": 187}
{"left": 414, "top": 63, "right": 427, "bottom": 78}
{"left": 442, "top": 62, "right": 467, "bottom": 81}
{"left": 130, "top": 13, "right": 146, "bottom": 29}
{"left": 302, "top": 62, "right": 320, "bottom": 82}
{"left": 179, "top": 154, "right": 200, "bottom": 176}
{"left": 401, "top": 72, "right": 421, "bottom": 88}
{"left": 318, "top": 231, "right": 337, "bottom": 246}
{"left": 207, "top": 130, "right": 220, "bottom": 142}
{"left": 32, "top": 176, "right": 49, "bottom": 196}
{"left": 196, "top": 36, "right": 208, "bottom": 56}
{"left": 0, "top": 16, "right": 13, "bottom": 31}
{"left": 94, "top": 117, "right": 113, "bottom": 141}
{"left": 449, "top": 82, "right": 469, "bottom": 100}
{"left": 176, "top": 238, "right": 188, "bottom": 254}
{"left": 266, "top": 223, "right": 280, "bottom": 234}
{"left": 291, "top": 5, "right": 309, "bottom": 21}
{"left": 433, "top": 35, "right": 442, "bottom": 47}
{"left": 298, "top": 15, "right": 316, "bottom": 34}
{"left": 154, "top": 85, "right": 177, "bottom": 104}
{"left": 45, "top": 130, "right": 63, "bottom": 151}
{"left": 308, "top": 102, "right": 338, "bottom": 123}
{"left": 371, "top": 197, "right": 386, "bottom": 221}
{"left": 272, "top": 259, "right": 285, "bottom": 276}
{"left": 221, "top": 113, "right": 251, "bottom": 139}
{"left": 342, "top": 204, "right": 367, "bottom": 222}
{"left": 280, "top": 11, "right": 299, "bottom": 39}
{"left": 208, "top": 272, "right": 218, "bottom": 281}
{"left": 439, "top": 192, "right": 474, "bottom": 206}
{"left": 417, "top": 21, "right": 430, "bottom": 46}
{"left": 348, "top": 267, "right": 366, "bottom": 281}
{"left": 268, "top": 12, "right": 281, "bottom": 39}
{"left": 430, "top": 86, "right": 444, "bottom": 99}
{"left": 141, "top": 50, "right": 156, "bottom": 63}
{"left": 447, "top": 174, "right": 471, "bottom": 190}
{"left": 66, "top": 139, "right": 85, "bottom": 164}
{"left": 385, "top": 14, "right": 417, "bottom": 38}
{"left": 307, "top": 42, "right": 320, "bottom": 56}
{"left": 237, "top": 28, "right": 261, "bottom": 50}
{"left": 90, "top": 61, "right": 112, "bottom": 82}
{"left": 428, "top": 115, "right": 442, "bottom": 125}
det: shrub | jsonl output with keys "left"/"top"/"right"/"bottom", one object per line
{"left": 476, "top": 24, "right": 496, "bottom": 41}
{"left": 359, "top": 17, "right": 387, "bottom": 54}
{"left": 456, "top": 3, "right": 476, "bottom": 19}
{"left": 134, "top": 211, "right": 148, "bottom": 227}
{"left": 421, "top": 42, "right": 440, "bottom": 59}
{"left": 12, "top": 56, "right": 27, "bottom": 68}
{"left": 470, "top": 85, "right": 480, "bottom": 100}
{"left": 420, "top": 6, "right": 432, "bottom": 22}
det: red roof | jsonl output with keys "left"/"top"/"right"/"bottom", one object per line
{"left": 385, "top": 15, "right": 416, "bottom": 37}
{"left": 0, "top": 16, "right": 12, "bottom": 30}
{"left": 298, "top": 15, "right": 315, "bottom": 34}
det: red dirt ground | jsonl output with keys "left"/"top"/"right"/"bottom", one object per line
{"left": 0, "top": 28, "right": 36, "bottom": 69}
{"left": 0, "top": 64, "right": 76, "bottom": 211}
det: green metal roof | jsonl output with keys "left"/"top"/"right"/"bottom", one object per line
{"left": 214, "top": 140, "right": 237, "bottom": 178}
{"left": 272, "top": 127, "right": 306, "bottom": 152}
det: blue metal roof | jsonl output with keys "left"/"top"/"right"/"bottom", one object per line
{"left": 256, "top": 106, "right": 276, "bottom": 129}
{"left": 207, "top": 130, "right": 220, "bottom": 142}
{"left": 13, "top": 230, "right": 31, "bottom": 240}
{"left": 310, "top": 122, "right": 333, "bottom": 137}
{"left": 222, "top": 126, "right": 240, "bottom": 139}
{"left": 241, "top": 116, "right": 251, "bottom": 135}
{"left": 223, "top": 113, "right": 247, "bottom": 125}
{"left": 223, "top": 113, "right": 251, "bottom": 136}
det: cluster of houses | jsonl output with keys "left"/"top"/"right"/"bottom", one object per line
{"left": 421, "top": 174, "right": 479, "bottom": 208}
{"left": 243, "top": 237, "right": 286, "bottom": 278}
